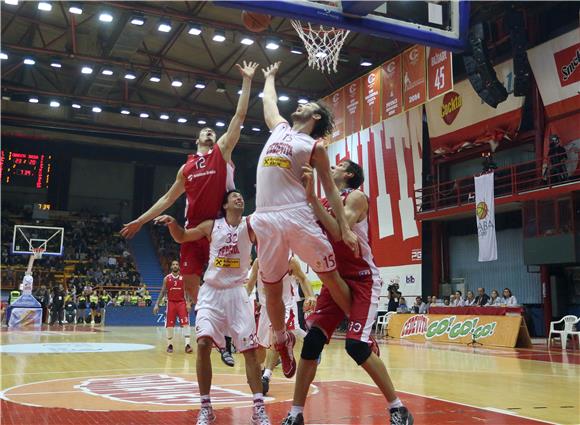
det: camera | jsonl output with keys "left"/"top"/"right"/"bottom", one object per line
{"left": 387, "top": 283, "right": 399, "bottom": 292}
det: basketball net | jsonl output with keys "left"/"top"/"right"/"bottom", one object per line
{"left": 32, "top": 247, "right": 45, "bottom": 260}
{"left": 291, "top": 20, "right": 350, "bottom": 74}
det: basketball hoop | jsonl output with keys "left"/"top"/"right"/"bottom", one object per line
{"left": 291, "top": 20, "right": 350, "bottom": 74}
{"left": 32, "top": 247, "right": 45, "bottom": 260}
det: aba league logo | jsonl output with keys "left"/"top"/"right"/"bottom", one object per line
{"left": 476, "top": 201, "right": 488, "bottom": 220}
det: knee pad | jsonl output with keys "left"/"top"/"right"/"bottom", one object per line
{"left": 345, "top": 338, "right": 372, "bottom": 365}
{"left": 301, "top": 327, "right": 327, "bottom": 361}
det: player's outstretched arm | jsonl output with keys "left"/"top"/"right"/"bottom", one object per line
{"left": 261, "top": 61, "right": 285, "bottom": 130}
{"left": 246, "top": 259, "right": 259, "bottom": 296}
{"left": 152, "top": 278, "right": 167, "bottom": 315}
{"left": 310, "top": 147, "right": 361, "bottom": 257}
{"left": 153, "top": 215, "right": 213, "bottom": 243}
{"left": 121, "top": 166, "right": 185, "bottom": 239}
{"left": 217, "top": 61, "right": 259, "bottom": 162}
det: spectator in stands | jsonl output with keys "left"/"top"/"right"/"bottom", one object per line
{"left": 465, "top": 290, "right": 476, "bottom": 306}
{"left": 412, "top": 296, "right": 428, "bottom": 314}
{"left": 487, "top": 289, "right": 502, "bottom": 306}
{"left": 475, "top": 287, "right": 490, "bottom": 306}
{"left": 430, "top": 295, "right": 439, "bottom": 306}
{"left": 77, "top": 292, "right": 87, "bottom": 323}
{"left": 137, "top": 283, "right": 148, "bottom": 297}
{"left": 501, "top": 288, "right": 518, "bottom": 306}
{"left": 547, "top": 134, "right": 568, "bottom": 183}
{"left": 49, "top": 285, "right": 65, "bottom": 325}
{"left": 143, "top": 290, "right": 153, "bottom": 307}
{"left": 443, "top": 296, "right": 451, "bottom": 306}
{"left": 451, "top": 290, "right": 464, "bottom": 307}
{"left": 130, "top": 290, "right": 140, "bottom": 306}
{"left": 396, "top": 297, "right": 410, "bottom": 313}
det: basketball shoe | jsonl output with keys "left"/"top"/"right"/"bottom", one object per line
{"left": 185, "top": 344, "right": 193, "bottom": 354}
{"left": 281, "top": 412, "right": 304, "bottom": 425}
{"left": 196, "top": 405, "right": 216, "bottom": 425}
{"left": 274, "top": 332, "right": 296, "bottom": 378}
{"left": 390, "top": 406, "right": 414, "bottom": 425}
{"left": 250, "top": 404, "right": 271, "bottom": 425}
{"left": 166, "top": 344, "right": 173, "bottom": 353}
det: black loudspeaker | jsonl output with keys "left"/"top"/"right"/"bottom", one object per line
{"left": 462, "top": 23, "right": 508, "bottom": 108}
{"left": 505, "top": 7, "right": 531, "bottom": 96}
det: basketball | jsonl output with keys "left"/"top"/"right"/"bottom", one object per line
{"left": 241, "top": 11, "right": 271, "bottom": 33}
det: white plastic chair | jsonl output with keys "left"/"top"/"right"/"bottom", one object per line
{"left": 548, "top": 315, "right": 580, "bottom": 349}
{"left": 375, "top": 311, "right": 396, "bottom": 337}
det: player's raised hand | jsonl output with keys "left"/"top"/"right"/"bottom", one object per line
{"left": 153, "top": 215, "right": 176, "bottom": 226}
{"left": 342, "top": 228, "right": 360, "bottom": 258}
{"left": 301, "top": 164, "right": 316, "bottom": 201}
{"left": 120, "top": 220, "right": 142, "bottom": 239}
{"left": 152, "top": 304, "right": 159, "bottom": 315}
{"left": 236, "top": 60, "right": 259, "bottom": 79}
{"left": 303, "top": 296, "right": 316, "bottom": 314}
{"left": 262, "top": 61, "right": 281, "bottom": 79}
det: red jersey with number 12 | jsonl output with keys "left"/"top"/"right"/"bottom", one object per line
{"left": 166, "top": 273, "right": 185, "bottom": 302}
{"left": 182, "top": 144, "right": 235, "bottom": 228}
{"left": 320, "top": 189, "right": 381, "bottom": 281}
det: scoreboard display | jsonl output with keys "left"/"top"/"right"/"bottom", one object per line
{"left": 1, "top": 150, "right": 53, "bottom": 189}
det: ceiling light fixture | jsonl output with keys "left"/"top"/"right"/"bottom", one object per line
{"left": 49, "top": 100, "right": 60, "bottom": 108}
{"left": 265, "top": 37, "right": 280, "bottom": 50}
{"left": 130, "top": 14, "right": 145, "bottom": 26}
{"left": 28, "top": 97, "right": 39, "bottom": 104}
{"left": 177, "top": 118, "right": 188, "bottom": 123}
{"left": 92, "top": 106, "right": 102, "bottom": 113}
{"left": 50, "top": 60, "right": 62, "bottom": 68}
{"left": 240, "top": 37, "right": 254, "bottom": 46}
{"left": 158, "top": 20, "right": 172, "bottom": 33}
{"left": 68, "top": 4, "right": 83, "bottom": 14}
{"left": 81, "top": 66, "right": 93, "bottom": 74}
{"left": 360, "top": 57, "right": 372, "bottom": 67}
{"left": 171, "top": 80, "right": 183, "bottom": 87}
{"left": 216, "top": 82, "right": 227, "bottom": 93}
{"left": 278, "top": 94, "right": 290, "bottom": 101}
{"left": 72, "top": 103, "right": 81, "bottom": 109}
{"left": 160, "top": 114, "right": 169, "bottom": 120}
{"left": 195, "top": 80, "right": 206, "bottom": 89}
{"left": 124, "top": 71, "right": 136, "bottom": 80}
{"left": 212, "top": 29, "right": 226, "bottom": 42}
{"left": 139, "top": 112, "right": 149, "bottom": 118}
{"left": 23, "top": 57, "right": 35, "bottom": 65}
{"left": 37, "top": 2, "right": 52, "bottom": 12}
{"left": 290, "top": 44, "right": 304, "bottom": 55}
{"left": 99, "top": 12, "right": 113, "bottom": 22}
{"left": 0, "top": 52, "right": 8, "bottom": 60}
{"left": 188, "top": 23, "right": 202, "bottom": 35}
{"left": 120, "top": 109, "right": 130, "bottom": 115}
{"left": 101, "top": 68, "right": 114, "bottom": 76}
{"left": 297, "top": 98, "right": 308, "bottom": 104}
{"left": 216, "top": 121, "right": 226, "bottom": 127}
{"left": 197, "top": 119, "right": 207, "bottom": 125}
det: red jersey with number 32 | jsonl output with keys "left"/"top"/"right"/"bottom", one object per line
{"left": 182, "top": 144, "right": 235, "bottom": 228}
{"left": 320, "top": 189, "right": 380, "bottom": 281}
{"left": 166, "top": 273, "right": 185, "bottom": 302}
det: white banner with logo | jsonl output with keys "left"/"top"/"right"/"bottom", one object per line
{"left": 474, "top": 173, "right": 497, "bottom": 262}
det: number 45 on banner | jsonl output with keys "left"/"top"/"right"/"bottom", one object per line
{"left": 427, "top": 47, "right": 453, "bottom": 100}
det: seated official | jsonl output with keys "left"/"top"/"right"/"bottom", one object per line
{"left": 486, "top": 289, "right": 502, "bottom": 306}
{"left": 475, "top": 288, "right": 490, "bottom": 306}
{"left": 450, "top": 291, "right": 465, "bottom": 307}
{"left": 412, "top": 296, "right": 428, "bottom": 314}
{"left": 465, "top": 290, "right": 476, "bottom": 306}
{"left": 501, "top": 288, "right": 518, "bottom": 306}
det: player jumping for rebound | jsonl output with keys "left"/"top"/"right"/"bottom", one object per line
{"left": 154, "top": 190, "right": 271, "bottom": 425}
{"left": 153, "top": 260, "right": 192, "bottom": 353}
{"left": 282, "top": 161, "right": 414, "bottom": 425}
{"left": 121, "top": 61, "right": 259, "bottom": 306}
{"left": 251, "top": 61, "right": 359, "bottom": 379}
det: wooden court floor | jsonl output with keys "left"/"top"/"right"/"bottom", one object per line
{"left": 1, "top": 325, "right": 579, "bottom": 425}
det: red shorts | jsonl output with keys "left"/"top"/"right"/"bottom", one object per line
{"left": 166, "top": 300, "right": 189, "bottom": 328}
{"left": 179, "top": 238, "right": 209, "bottom": 276}
{"left": 307, "top": 275, "right": 381, "bottom": 343}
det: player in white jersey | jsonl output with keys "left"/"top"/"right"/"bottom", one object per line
{"left": 246, "top": 257, "right": 316, "bottom": 394}
{"left": 251, "top": 61, "right": 360, "bottom": 379}
{"left": 154, "top": 190, "right": 270, "bottom": 425}
{"left": 282, "top": 161, "right": 413, "bottom": 425}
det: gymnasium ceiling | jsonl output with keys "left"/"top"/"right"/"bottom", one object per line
{"left": 1, "top": 1, "right": 577, "bottom": 153}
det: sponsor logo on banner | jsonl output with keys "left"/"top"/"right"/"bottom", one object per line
{"left": 363, "top": 69, "right": 381, "bottom": 128}
{"left": 476, "top": 201, "right": 489, "bottom": 220}
{"left": 411, "top": 249, "right": 422, "bottom": 261}
{"left": 440, "top": 91, "right": 462, "bottom": 125}
{"left": 400, "top": 315, "right": 498, "bottom": 341}
{"left": 554, "top": 44, "right": 580, "bottom": 87}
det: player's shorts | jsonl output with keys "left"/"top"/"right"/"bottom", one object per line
{"left": 257, "top": 298, "right": 305, "bottom": 348}
{"left": 251, "top": 205, "right": 335, "bottom": 283}
{"left": 194, "top": 284, "right": 258, "bottom": 352}
{"left": 180, "top": 237, "right": 210, "bottom": 276}
{"left": 166, "top": 300, "right": 189, "bottom": 328}
{"left": 307, "top": 275, "right": 381, "bottom": 343}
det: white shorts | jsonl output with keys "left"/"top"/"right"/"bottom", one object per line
{"left": 257, "top": 299, "right": 306, "bottom": 348}
{"left": 251, "top": 205, "right": 335, "bottom": 283}
{"left": 194, "top": 284, "right": 258, "bottom": 352}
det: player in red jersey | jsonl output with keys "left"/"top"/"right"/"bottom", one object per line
{"left": 121, "top": 61, "right": 259, "bottom": 305}
{"left": 153, "top": 260, "right": 192, "bottom": 353}
{"left": 282, "top": 160, "right": 414, "bottom": 425}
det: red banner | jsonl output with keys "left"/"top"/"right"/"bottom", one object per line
{"left": 381, "top": 55, "right": 403, "bottom": 119}
{"left": 329, "top": 88, "right": 345, "bottom": 142}
{"left": 427, "top": 47, "right": 453, "bottom": 99}
{"left": 345, "top": 79, "right": 362, "bottom": 136}
{"left": 554, "top": 43, "right": 580, "bottom": 88}
{"left": 362, "top": 68, "right": 381, "bottom": 129}
{"left": 402, "top": 45, "right": 427, "bottom": 110}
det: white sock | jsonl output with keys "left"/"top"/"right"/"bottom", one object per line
{"left": 183, "top": 325, "right": 191, "bottom": 345}
{"left": 263, "top": 369, "right": 272, "bottom": 379}
{"left": 289, "top": 405, "right": 304, "bottom": 418}
{"left": 389, "top": 398, "right": 404, "bottom": 409}
{"left": 166, "top": 327, "right": 174, "bottom": 345}
{"left": 201, "top": 394, "right": 211, "bottom": 407}
{"left": 253, "top": 393, "right": 264, "bottom": 407}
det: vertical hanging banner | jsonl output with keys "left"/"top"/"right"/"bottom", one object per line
{"left": 402, "top": 45, "right": 427, "bottom": 110}
{"left": 427, "top": 47, "right": 453, "bottom": 99}
{"left": 382, "top": 55, "right": 403, "bottom": 118}
{"left": 474, "top": 173, "right": 497, "bottom": 262}
{"left": 362, "top": 68, "right": 382, "bottom": 129}
{"left": 329, "top": 88, "right": 346, "bottom": 142}
{"left": 345, "top": 79, "right": 362, "bottom": 136}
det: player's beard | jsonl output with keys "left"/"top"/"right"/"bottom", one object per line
{"left": 291, "top": 109, "right": 310, "bottom": 123}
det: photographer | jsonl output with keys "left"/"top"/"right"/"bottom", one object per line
{"left": 387, "top": 282, "right": 401, "bottom": 312}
